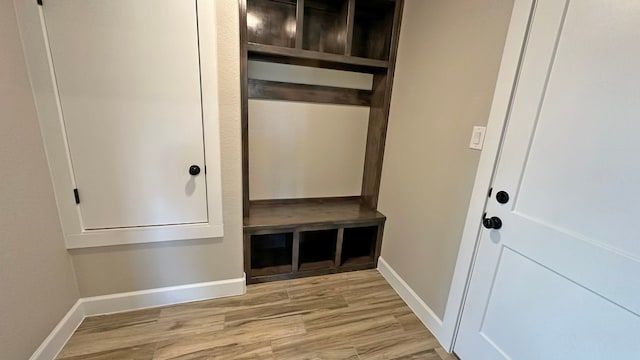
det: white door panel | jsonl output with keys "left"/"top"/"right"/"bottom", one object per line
{"left": 481, "top": 248, "right": 640, "bottom": 360}
{"left": 43, "top": 0, "right": 208, "bottom": 229}
{"left": 456, "top": 0, "right": 640, "bottom": 358}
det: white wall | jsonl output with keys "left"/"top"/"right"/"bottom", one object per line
{"left": 65, "top": 0, "right": 245, "bottom": 297}
{"left": 0, "top": 0, "right": 79, "bottom": 357}
{"left": 248, "top": 62, "right": 371, "bottom": 200}
{"left": 249, "top": 100, "right": 369, "bottom": 200}
{"left": 378, "top": 0, "right": 514, "bottom": 319}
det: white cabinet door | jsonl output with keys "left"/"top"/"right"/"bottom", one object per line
{"left": 455, "top": 0, "right": 640, "bottom": 359}
{"left": 43, "top": 0, "right": 208, "bottom": 229}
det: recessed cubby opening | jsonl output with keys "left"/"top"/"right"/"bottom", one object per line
{"left": 351, "top": 0, "right": 395, "bottom": 60}
{"left": 341, "top": 225, "right": 378, "bottom": 267}
{"left": 299, "top": 229, "right": 338, "bottom": 271}
{"left": 303, "top": 0, "right": 349, "bottom": 54}
{"left": 247, "top": 0, "right": 298, "bottom": 48}
{"left": 250, "top": 232, "right": 293, "bottom": 276}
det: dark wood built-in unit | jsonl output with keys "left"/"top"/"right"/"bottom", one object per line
{"left": 240, "top": 0, "right": 403, "bottom": 283}
{"left": 244, "top": 198, "right": 385, "bottom": 283}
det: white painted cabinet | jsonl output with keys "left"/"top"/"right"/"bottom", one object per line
{"left": 24, "top": 0, "right": 224, "bottom": 247}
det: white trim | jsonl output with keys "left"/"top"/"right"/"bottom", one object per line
{"left": 14, "top": 0, "right": 225, "bottom": 249}
{"left": 29, "top": 301, "right": 85, "bottom": 360}
{"left": 65, "top": 223, "right": 224, "bottom": 249}
{"left": 440, "top": 0, "right": 537, "bottom": 353}
{"left": 29, "top": 275, "right": 246, "bottom": 360}
{"left": 82, "top": 275, "right": 246, "bottom": 316}
{"left": 377, "top": 257, "right": 445, "bottom": 345}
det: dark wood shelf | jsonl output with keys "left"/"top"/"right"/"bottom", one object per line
{"left": 247, "top": 43, "right": 388, "bottom": 72}
{"left": 244, "top": 196, "right": 386, "bottom": 232}
{"left": 251, "top": 264, "right": 293, "bottom": 277}
{"left": 341, "top": 256, "right": 374, "bottom": 267}
{"left": 248, "top": 79, "right": 372, "bottom": 106}
{"left": 299, "top": 260, "right": 335, "bottom": 272}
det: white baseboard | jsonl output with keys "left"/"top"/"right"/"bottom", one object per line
{"left": 82, "top": 275, "right": 246, "bottom": 316}
{"left": 29, "top": 300, "right": 85, "bottom": 360}
{"left": 377, "top": 257, "right": 447, "bottom": 347}
{"left": 30, "top": 275, "right": 246, "bottom": 360}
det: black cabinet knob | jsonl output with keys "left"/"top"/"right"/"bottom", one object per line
{"left": 189, "top": 165, "right": 201, "bottom": 176}
{"left": 483, "top": 216, "right": 503, "bottom": 230}
{"left": 496, "top": 191, "right": 510, "bottom": 204}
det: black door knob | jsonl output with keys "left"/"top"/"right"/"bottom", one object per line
{"left": 189, "top": 165, "right": 201, "bottom": 176}
{"left": 483, "top": 216, "right": 503, "bottom": 230}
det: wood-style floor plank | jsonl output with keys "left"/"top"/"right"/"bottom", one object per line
{"left": 57, "top": 343, "right": 157, "bottom": 360}
{"left": 57, "top": 270, "right": 452, "bottom": 360}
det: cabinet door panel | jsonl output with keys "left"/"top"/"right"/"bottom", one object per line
{"left": 44, "top": 0, "right": 208, "bottom": 229}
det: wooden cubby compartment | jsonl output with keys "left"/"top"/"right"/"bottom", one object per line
{"left": 299, "top": 229, "right": 338, "bottom": 271}
{"left": 341, "top": 225, "right": 378, "bottom": 267}
{"left": 302, "top": 0, "right": 349, "bottom": 55}
{"left": 247, "top": 0, "right": 297, "bottom": 48}
{"left": 351, "top": 0, "right": 395, "bottom": 60}
{"left": 250, "top": 232, "right": 294, "bottom": 276}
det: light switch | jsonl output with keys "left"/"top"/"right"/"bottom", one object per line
{"left": 469, "top": 126, "right": 486, "bottom": 150}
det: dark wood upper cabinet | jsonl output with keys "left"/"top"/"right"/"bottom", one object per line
{"left": 245, "top": 0, "right": 400, "bottom": 70}
{"left": 247, "top": 0, "right": 297, "bottom": 48}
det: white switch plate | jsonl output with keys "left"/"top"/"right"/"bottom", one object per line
{"left": 469, "top": 126, "right": 486, "bottom": 150}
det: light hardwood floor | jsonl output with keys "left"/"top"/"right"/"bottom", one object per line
{"left": 57, "top": 270, "right": 455, "bottom": 360}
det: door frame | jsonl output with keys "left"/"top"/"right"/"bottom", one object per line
{"left": 436, "top": 0, "right": 538, "bottom": 351}
{"left": 14, "top": 0, "right": 225, "bottom": 249}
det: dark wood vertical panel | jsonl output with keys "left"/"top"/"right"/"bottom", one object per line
{"left": 292, "top": 231, "right": 300, "bottom": 272}
{"left": 344, "top": 0, "right": 356, "bottom": 55}
{"left": 239, "top": 0, "right": 250, "bottom": 217}
{"left": 296, "top": 0, "right": 305, "bottom": 48}
{"left": 373, "top": 222, "right": 385, "bottom": 266}
{"left": 360, "top": 0, "right": 404, "bottom": 209}
{"left": 334, "top": 227, "right": 344, "bottom": 268}
{"left": 243, "top": 233, "right": 252, "bottom": 277}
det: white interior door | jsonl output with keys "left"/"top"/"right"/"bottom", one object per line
{"left": 455, "top": 0, "right": 640, "bottom": 359}
{"left": 43, "top": 0, "right": 208, "bottom": 229}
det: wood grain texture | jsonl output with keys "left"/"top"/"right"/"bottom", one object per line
{"left": 344, "top": 0, "right": 356, "bottom": 56}
{"left": 244, "top": 197, "right": 385, "bottom": 232}
{"left": 351, "top": 0, "right": 396, "bottom": 60}
{"left": 246, "top": 0, "right": 297, "bottom": 48}
{"left": 248, "top": 42, "right": 388, "bottom": 71}
{"left": 57, "top": 270, "right": 453, "bottom": 360}
{"left": 361, "top": 0, "right": 404, "bottom": 209}
{"left": 302, "top": 0, "right": 349, "bottom": 55}
{"left": 240, "top": 0, "right": 251, "bottom": 218}
{"left": 295, "top": 0, "right": 305, "bottom": 49}
{"left": 248, "top": 79, "right": 372, "bottom": 106}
